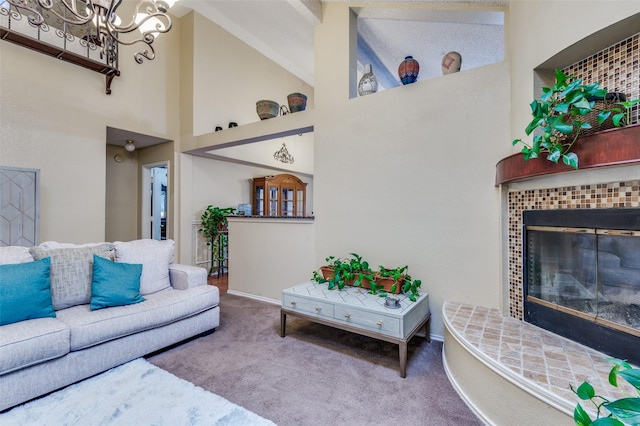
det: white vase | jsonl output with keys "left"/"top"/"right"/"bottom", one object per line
{"left": 358, "top": 64, "right": 378, "bottom": 96}
{"left": 441, "top": 51, "right": 462, "bottom": 75}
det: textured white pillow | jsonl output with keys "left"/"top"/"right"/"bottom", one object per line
{"left": 0, "top": 246, "right": 34, "bottom": 265}
{"left": 114, "top": 239, "right": 175, "bottom": 295}
{"left": 29, "top": 243, "right": 116, "bottom": 310}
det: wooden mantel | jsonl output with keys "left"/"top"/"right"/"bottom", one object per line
{"left": 496, "top": 124, "right": 640, "bottom": 185}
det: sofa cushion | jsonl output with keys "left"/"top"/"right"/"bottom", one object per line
{"left": 56, "top": 285, "right": 219, "bottom": 351}
{"left": 114, "top": 239, "right": 175, "bottom": 295}
{"left": 0, "top": 246, "right": 34, "bottom": 265}
{"left": 0, "top": 258, "right": 56, "bottom": 326}
{"left": 0, "top": 317, "right": 70, "bottom": 375}
{"left": 90, "top": 255, "right": 145, "bottom": 310}
{"left": 29, "top": 244, "right": 115, "bottom": 310}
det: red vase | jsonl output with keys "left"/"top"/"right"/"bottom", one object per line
{"left": 398, "top": 56, "right": 419, "bottom": 85}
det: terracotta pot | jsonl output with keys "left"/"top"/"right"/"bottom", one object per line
{"left": 256, "top": 100, "right": 279, "bottom": 120}
{"left": 319, "top": 266, "right": 373, "bottom": 289}
{"left": 372, "top": 275, "right": 403, "bottom": 294}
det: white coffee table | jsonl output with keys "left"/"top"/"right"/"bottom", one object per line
{"left": 280, "top": 281, "right": 430, "bottom": 377}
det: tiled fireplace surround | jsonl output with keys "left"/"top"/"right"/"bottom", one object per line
{"left": 444, "top": 33, "right": 639, "bottom": 418}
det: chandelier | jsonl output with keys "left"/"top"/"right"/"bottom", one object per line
{"left": 273, "top": 142, "right": 294, "bottom": 164}
{"left": 3, "top": 0, "right": 175, "bottom": 65}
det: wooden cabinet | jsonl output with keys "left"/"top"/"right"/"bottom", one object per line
{"left": 253, "top": 174, "right": 307, "bottom": 216}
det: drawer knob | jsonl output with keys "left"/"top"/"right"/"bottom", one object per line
{"left": 315, "top": 306, "right": 321, "bottom": 311}
{"left": 344, "top": 313, "right": 351, "bottom": 318}
{"left": 290, "top": 301, "right": 297, "bottom": 306}
{"left": 376, "top": 320, "right": 383, "bottom": 326}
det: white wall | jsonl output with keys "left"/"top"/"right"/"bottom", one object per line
{"left": 0, "top": 18, "right": 181, "bottom": 244}
{"left": 312, "top": 4, "right": 510, "bottom": 338}
{"left": 227, "top": 217, "right": 315, "bottom": 300}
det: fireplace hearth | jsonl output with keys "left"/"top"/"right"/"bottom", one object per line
{"left": 523, "top": 209, "right": 640, "bottom": 365}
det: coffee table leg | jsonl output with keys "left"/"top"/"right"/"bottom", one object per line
{"left": 399, "top": 341, "right": 407, "bottom": 378}
{"left": 280, "top": 310, "right": 286, "bottom": 338}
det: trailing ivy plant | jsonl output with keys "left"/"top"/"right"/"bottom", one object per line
{"left": 311, "top": 255, "right": 422, "bottom": 301}
{"left": 377, "top": 265, "right": 422, "bottom": 302}
{"left": 571, "top": 358, "right": 640, "bottom": 425}
{"left": 512, "top": 69, "right": 638, "bottom": 170}
{"left": 312, "top": 253, "right": 375, "bottom": 291}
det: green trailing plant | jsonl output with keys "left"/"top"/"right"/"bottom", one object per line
{"left": 512, "top": 69, "right": 639, "bottom": 170}
{"left": 312, "top": 253, "right": 375, "bottom": 291}
{"left": 311, "top": 255, "right": 423, "bottom": 301}
{"left": 571, "top": 358, "right": 640, "bottom": 426}
{"left": 377, "top": 265, "right": 422, "bottom": 302}
{"left": 199, "top": 205, "right": 236, "bottom": 275}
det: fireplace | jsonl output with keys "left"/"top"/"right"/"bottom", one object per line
{"left": 523, "top": 209, "right": 640, "bottom": 365}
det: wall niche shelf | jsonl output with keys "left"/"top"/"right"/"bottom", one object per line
{"left": 185, "top": 109, "right": 314, "bottom": 159}
{"left": 496, "top": 124, "right": 640, "bottom": 185}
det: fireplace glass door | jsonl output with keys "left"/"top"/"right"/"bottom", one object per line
{"left": 526, "top": 226, "right": 640, "bottom": 335}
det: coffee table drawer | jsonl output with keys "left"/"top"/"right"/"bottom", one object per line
{"left": 283, "top": 294, "right": 334, "bottom": 318}
{"left": 334, "top": 305, "right": 400, "bottom": 336}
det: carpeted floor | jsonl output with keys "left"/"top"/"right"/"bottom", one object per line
{"left": 149, "top": 294, "right": 482, "bottom": 426}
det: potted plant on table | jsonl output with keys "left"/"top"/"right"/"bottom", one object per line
{"left": 311, "top": 254, "right": 423, "bottom": 302}
{"left": 312, "top": 253, "right": 375, "bottom": 291}
{"left": 512, "top": 69, "right": 638, "bottom": 169}
{"left": 375, "top": 265, "right": 422, "bottom": 302}
{"left": 199, "top": 205, "right": 236, "bottom": 275}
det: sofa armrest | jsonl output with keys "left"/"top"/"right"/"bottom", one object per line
{"left": 169, "top": 264, "right": 208, "bottom": 290}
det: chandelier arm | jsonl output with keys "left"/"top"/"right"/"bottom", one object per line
{"left": 36, "top": 0, "right": 94, "bottom": 25}
{"left": 5, "top": 0, "right": 46, "bottom": 25}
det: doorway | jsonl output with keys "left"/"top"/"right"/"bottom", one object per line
{"left": 142, "top": 162, "right": 168, "bottom": 240}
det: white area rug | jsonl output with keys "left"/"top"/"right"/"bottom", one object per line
{"left": 1, "top": 358, "right": 276, "bottom": 425}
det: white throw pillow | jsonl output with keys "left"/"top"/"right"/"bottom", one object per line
{"left": 114, "top": 239, "right": 175, "bottom": 295}
{"left": 0, "top": 246, "right": 34, "bottom": 265}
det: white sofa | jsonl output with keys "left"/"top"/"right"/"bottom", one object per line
{"left": 0, "top": 239, "right": 219, "bottom": 411}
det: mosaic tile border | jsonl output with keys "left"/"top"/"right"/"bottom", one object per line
{"left": 563, "top": 33, "right": 639, "bottom": 126}
{"left": 507, "top": 180, "right": 640, "bottom": 320}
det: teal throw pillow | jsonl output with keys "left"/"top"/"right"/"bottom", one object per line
{"left": 0, "top": 257, "right": 56, "bottom": 325}
{"left": 90, "top": 255, "right": 145, "bottom": 310}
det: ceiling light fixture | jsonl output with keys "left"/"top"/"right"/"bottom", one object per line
{"left": 3, "top": 0, "right": 176, "bottom": 66}
{"left": 124, "top": 140, "right": 136, "bottom": 152}
{"left": 273, "top": 142, "right": 294, "bottom": 164}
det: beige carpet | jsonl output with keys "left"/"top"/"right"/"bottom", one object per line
{"left": 148, "top": 293, "right": 481, "bottom": 426}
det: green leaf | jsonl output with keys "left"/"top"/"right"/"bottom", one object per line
{"left": 573, "top": 98, "right": 592, "bottom": 110}
{"left": 555, "top": 103, "right": 570, "bottom": 114}
{"left": 590, "top": 418, "right": 625, "bottom": 426}
{"left": 618, "top": 369, "right": 640, "bottom": 391}
{"left": 555, "top": 69, "right": 568, "bottom": 86}
{"left": 512, "top": 139, "right": 522, "bottom": 146}
{"left": 563, "top": 153, "right": 579, "bottom": 169}
{"left": 604, "top": 397, "right": 640, "bottom": 423}
{"left": 576, "top": 382, "right": 596, "bottom": 400}
{"left": 597, "top": 111, "right": 612, "bottom": 124}
{"left": 549, "top": 116, "right": 574, "bottom": 134}
{"left": 547, "top": 149, "right": 561, "bottom": 164}
{"left": 573, "top": 404, "right": 593, "bottom": 426}
{"left": 610, "top": 364, "right": 622, "bottom": 387}
{"left": 612, "top": 112, "right": 625, "bottom": 127}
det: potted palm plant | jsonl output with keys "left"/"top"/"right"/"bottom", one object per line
{"left": 512, "top": 69, "right": 638, "bottom": 169}
{"left": 199, "top": 205, "right": 236, "bottom": 275}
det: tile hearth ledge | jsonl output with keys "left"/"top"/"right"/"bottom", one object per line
{"left": 442, "top": 301, "right": 637, "bottom": 426}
